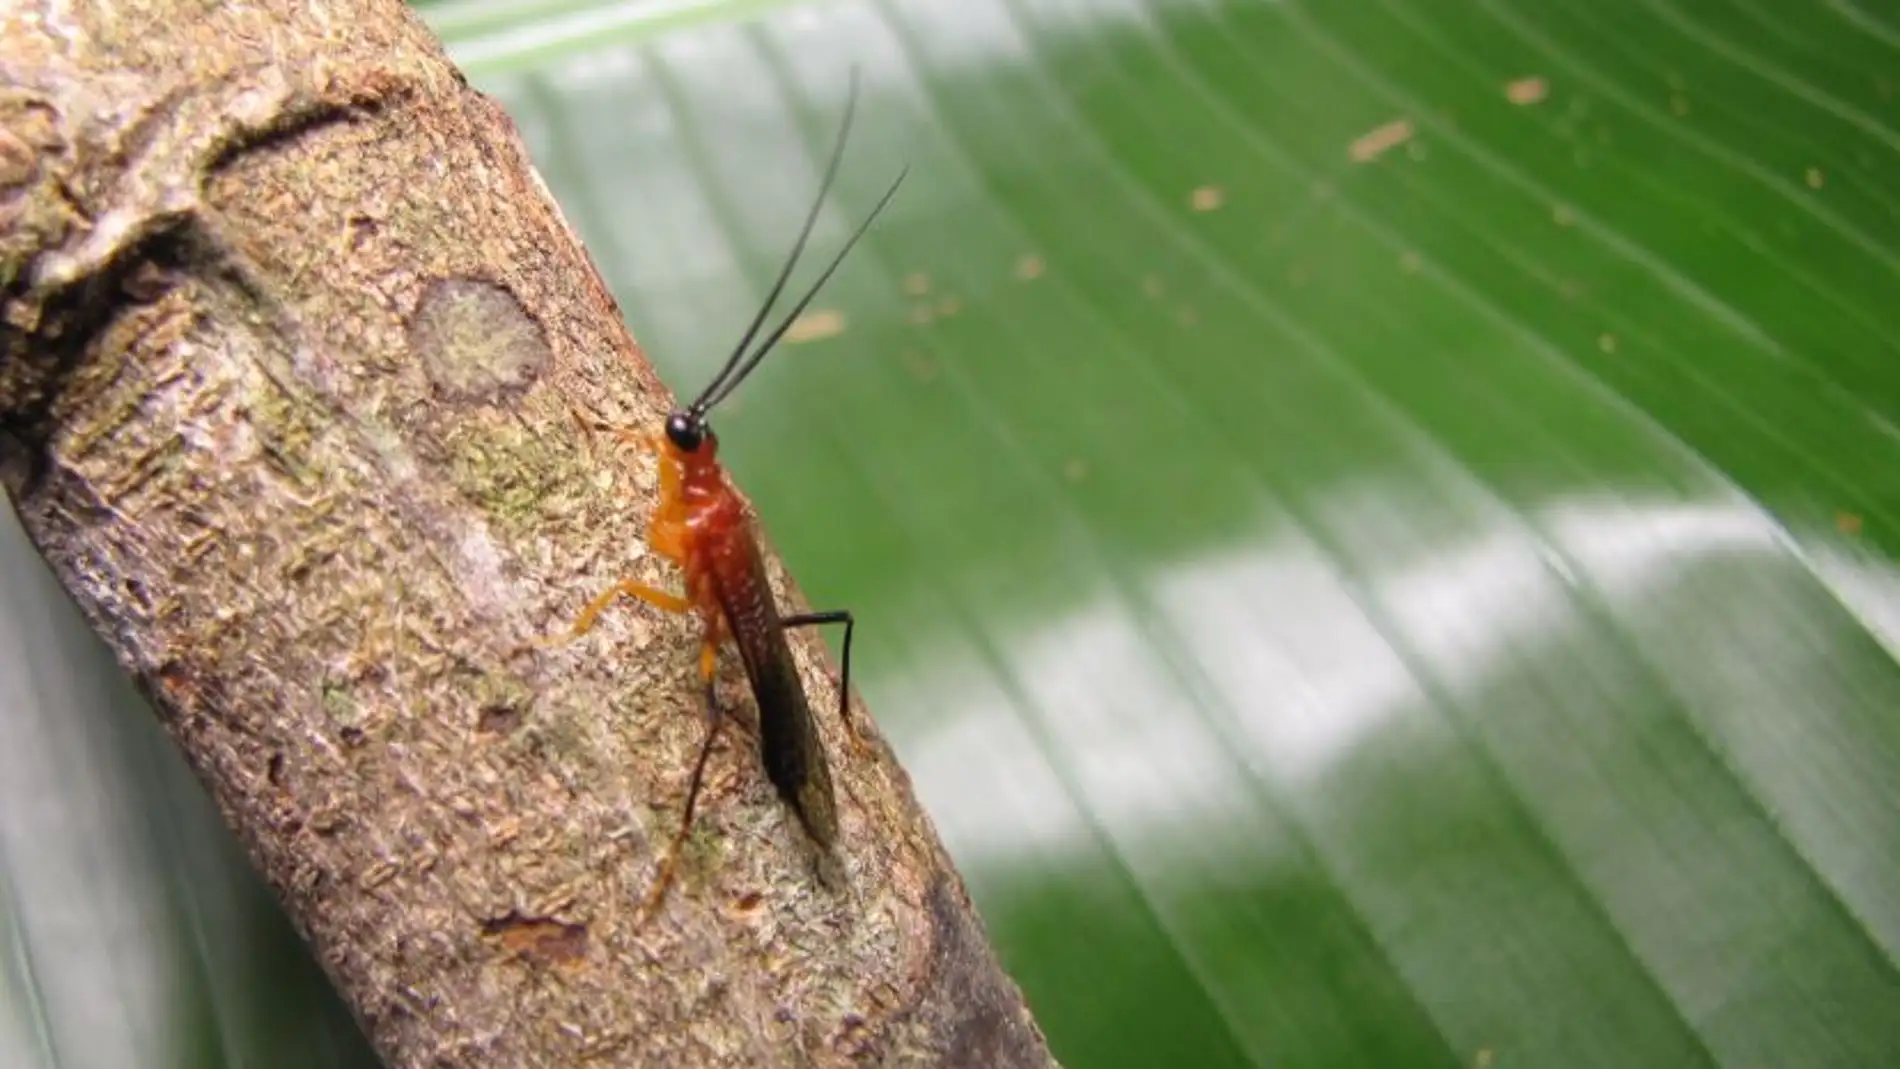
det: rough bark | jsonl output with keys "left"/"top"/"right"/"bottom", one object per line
{"left": 0, "top": 2, "right": 1055, "bottom": 1067}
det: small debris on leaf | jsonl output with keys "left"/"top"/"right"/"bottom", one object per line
{"left": 1349, "top": 119, "right": 1414, "bottom": 163}
{"left": 1505, "top": 77, "right": 1548, "bottom": 105}
{"left": 785, "top": 309, "right": 846, "bottom": 344}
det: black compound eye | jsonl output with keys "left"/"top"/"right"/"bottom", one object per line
{"left": 665, "top": 411, "right": 705, "bottom": 451}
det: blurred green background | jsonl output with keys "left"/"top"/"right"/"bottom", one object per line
{"left": 7, "top": 0, "right": 1900, "bottom": 1066}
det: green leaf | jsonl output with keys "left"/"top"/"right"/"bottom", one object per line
{"left": 445, "top": 0, "right": 1900, "bottom": 1065}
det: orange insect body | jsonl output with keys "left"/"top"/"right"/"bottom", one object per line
{"left": 547, "top": 74, "right": 903, "bottom": 921}
{"left": 650, "top": 428, "right": 839, "bottom": 848}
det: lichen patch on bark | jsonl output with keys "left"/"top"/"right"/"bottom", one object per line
{"left": 408, "top": 276, "right": 549, "bottom": 402}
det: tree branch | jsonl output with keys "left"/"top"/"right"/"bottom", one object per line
{"left": 0, "top": 1, "right": 1055, "bottom": 1066}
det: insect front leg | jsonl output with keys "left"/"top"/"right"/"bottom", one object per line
{"left": 563, "top": 406, "right": 662, "bottom": 455}
{"left": 564, "top": 407, "right": 688, "bottom": 559}
{"left": 535, "top": 579, "right": 691, "bottom": 648}
{"left": 780, "top": 609, "right": 864, "bottom": 749}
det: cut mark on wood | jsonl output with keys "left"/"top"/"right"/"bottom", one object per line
{"left": 481, "top": 911, "right": 588, "bottom": 966}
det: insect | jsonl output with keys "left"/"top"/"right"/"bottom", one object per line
{"left": 544, "top": 76, "right": 905, "bottom": 920}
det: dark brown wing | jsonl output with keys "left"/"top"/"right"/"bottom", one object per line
{"left": 711, "top": 527, "right": 839, "bottom": 849}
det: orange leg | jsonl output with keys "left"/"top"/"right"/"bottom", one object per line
{"left": 566, "top": 407, "right": 659, "bottom": 454}
{"left": 565, "top": 406, "right": 693, "bottom": 566}
{"left": 536, "top": 579, "right": 690, "bottom": 648}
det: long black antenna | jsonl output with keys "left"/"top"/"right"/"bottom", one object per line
{"left": 690, "top": 71, "right": 864, "bottom": 415}
{"left": 698, "top": 166, "right": 908, "bottom": 413}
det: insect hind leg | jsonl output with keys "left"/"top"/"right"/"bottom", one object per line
{"left": 781, "top": 609, "right": 863, "bottom": 748}
{"left": 637, "top": 702, "right": 725, "bottom": 925}
{"left": 638, "top": 635, "right": 728, "bottom": 924}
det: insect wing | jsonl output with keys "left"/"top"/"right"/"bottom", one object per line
{"left": 715, "top": 534, "right": 841, "bottom": 849}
